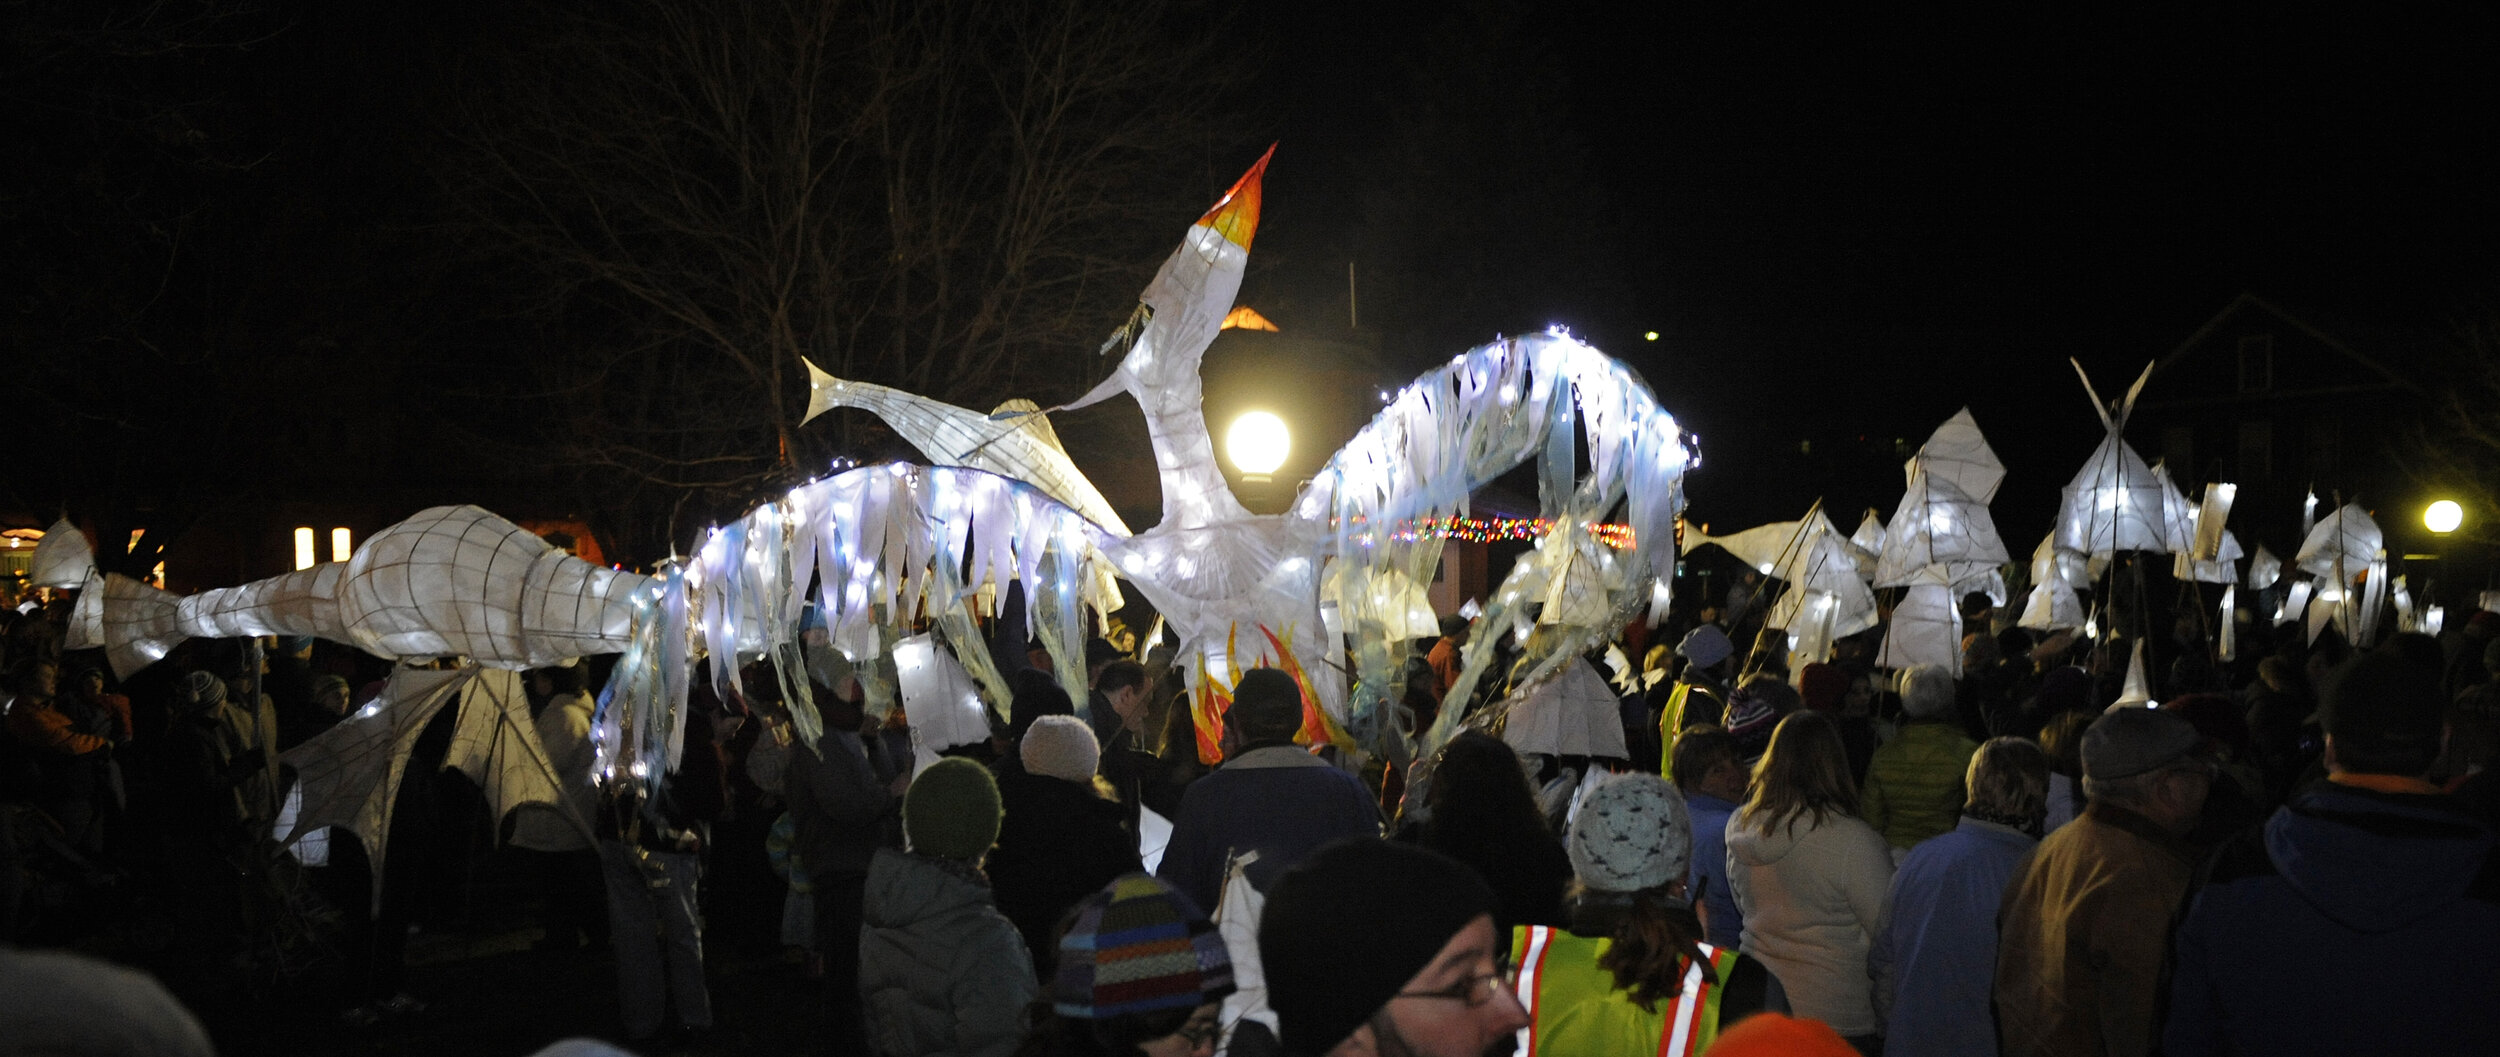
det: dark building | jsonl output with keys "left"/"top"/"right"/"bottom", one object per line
{"left": 2135, "top": 294, "right": 2432, "bottom": 564}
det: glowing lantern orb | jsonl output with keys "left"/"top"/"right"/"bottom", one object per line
{"left": 1227, "top": 411, "right": 1290, "bottom": 476}
{"left": 2426, "top": 500, "right": 2464, "bottom": 534}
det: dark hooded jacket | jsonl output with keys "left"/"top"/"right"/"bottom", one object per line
{"left": 986, "top": 769, "right": 1141, "bottom": 975}
{"left": 2163, "top": 781, "right": 2500, "bottom": 1055}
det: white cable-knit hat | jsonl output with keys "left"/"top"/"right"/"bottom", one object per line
{"left": 1019, "top": 714, "right": 1101, "bottom": 784}
{"left": 1567, "top": 773, "right": 1693, "bottom": 898}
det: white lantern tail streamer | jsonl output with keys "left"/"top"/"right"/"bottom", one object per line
{"left": 91, "top": 506, "right": 653, "bottom": 680}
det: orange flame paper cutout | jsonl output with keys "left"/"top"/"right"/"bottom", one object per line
{"left": 1259, "top": 625, "right": 1357, "bottom": 755}
{"left": 1196, "top": 143, "right": 1274, "bottom": 251}
{"left": 1192, "top": 651, "right": 1229, "bottom": 766}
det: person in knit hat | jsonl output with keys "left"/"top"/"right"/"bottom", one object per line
{"left": 1861, "top": 664, "right": 1982, "bottom": 851}
{"left": 1003, "top": 669, "right": 1080, "bottom": 777}
{"left": 1021, "top": 873, "right": 1234, "bottom": 1056}
{"left": 1259, "top": 839, "right": 1527, "bottom": 1057}
{"left": 1995, "top": 707, "right": 2209, "bottom": 1057}
{"left": 858, "top": 758, "right": 1038, "bottom": 1057}
{"left": 1717, "top": 674, "right": 1794, "bottom": 772}
{"left": 162, "top": 666, "right": 278, "bottom": 847}
{"left": 1507, "top": 773, "right": 1777, "bottom": 1055}
{"left": 992, "top": 715, "right": 1143, "bottom": 977}
{"left": 1154, "top": 669, "right": 1379, "bottom": 916}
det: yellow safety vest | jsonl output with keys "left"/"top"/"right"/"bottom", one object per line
{"left": 1510, "top": 924, "right": 1738, "bottom": 1057}
{"left": 1656, "top": 683, "right": 1723, "bottom": 780}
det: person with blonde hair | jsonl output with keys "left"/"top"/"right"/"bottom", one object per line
{"left": 1727, "top": 711, "right": 1895, "bottom": 1054}
{"left": 1870, "top": 737, "right": 2051, "bottom": 1057}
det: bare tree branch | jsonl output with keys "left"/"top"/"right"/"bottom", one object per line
{"left": 434, "top": 0, "right": 1246, "bottom": 554}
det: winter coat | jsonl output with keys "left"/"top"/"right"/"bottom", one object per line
{"left": 513, "top": 691, "right": 596, "bottom": 851}
{"left": 2164, "top": 779, "right": 2500, "bottom": 1055}
{"left": 1410, "top": 814, "right": 1573, "bottom": 933}
{"left": 1993, "top": 802, "right": 2195, "bottom": 1057}
{"left": 1683, "top": 791, "right": 1745, "bottom": 949}
{"left": 988, "top": 770, "right": 1143, "bottom": 973}
{"left": 4, "top": 696, "right": 112, "bottom": 815}
{"left": 858, "top": 849, "right": 1038, "bottom": 1057}
{"left": 1860, "top": 721, "right": 1979, "bottom": 850}
{"left": 2241, "top": 686, "right": 2314, "bottom": 803}
{"left": 1155, "top": 744, "right": 1380, "bottom": 915}
{"left": 171, "top": 697, "right": 280, "bottom": 835}
{"left": 785, "top": 728, "right": 895, "bottom": 883}
{"left": 1726, "top": 806, "right": 1895, "bottom": 1036}
{"left": 1508, "top": 924, "right": 1776, "bottom": 1055}
{"left": 1869, "top": 817, "right": 2036, "bottom": 1057}
{"left": 1655, "top": 682, "right": 1727, "bottom": 780}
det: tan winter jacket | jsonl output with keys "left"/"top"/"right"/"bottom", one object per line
{"left": 1726, "top": 806, "right": 1896, "bottom": 1036}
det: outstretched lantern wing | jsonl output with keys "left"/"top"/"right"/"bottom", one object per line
{"left": 800, "top": 362, "right": 1133, "bottom": 540}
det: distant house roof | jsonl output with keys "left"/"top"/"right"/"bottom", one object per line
{"left": 2156, "top": 293, "right": 2426, "bottom": 399}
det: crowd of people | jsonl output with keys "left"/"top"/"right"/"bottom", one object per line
{"left": 3, "top": 568, "right": 2499, "bottom": 1056}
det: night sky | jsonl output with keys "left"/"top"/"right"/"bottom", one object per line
{"left": 1245, "top": 2, "right": 2500, "bottom": 540}
{"left": 10, "top": 1, "right": 2496, "bottom": 563}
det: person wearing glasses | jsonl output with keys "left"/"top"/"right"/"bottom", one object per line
{"left": 1511, "top": 772, "right": 1780, "bottom": 1055}
{"left": 1259, "top": 839, "right": 1531, "bottom": 1057}
{"left": 1019, "top": 874, "right": 1234, "bottom": 1057}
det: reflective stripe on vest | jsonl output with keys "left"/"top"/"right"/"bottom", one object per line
{"left": 1511, "top": 925, "right": 1737, "bottom": 1057}
{"left": 1513, "top": 921, "right": 1556, "bottom": 1057}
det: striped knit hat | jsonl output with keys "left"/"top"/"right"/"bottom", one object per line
{"left": 1052, "top": 874, "right": 1234, "bottom": 1019}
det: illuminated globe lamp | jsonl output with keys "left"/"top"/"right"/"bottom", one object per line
{"left": 1227, "top": 410, "right": 1291, "bottom": 483}
{"left": 2426, "top": 499, "right": 2464, "bottom": 535}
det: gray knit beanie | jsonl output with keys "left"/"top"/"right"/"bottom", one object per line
{"left": 1567, "top": 773, "right": 1693, "bottom": 897}
{"left": 178, "top": 671, "right": 227, "bottom": 714}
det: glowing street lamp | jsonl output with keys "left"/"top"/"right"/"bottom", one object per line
{"left": 2426, "top": 499, "right": 2464, "bottom": 535}
{"left": 1226, "top": 410, "right": 1290, "bottom": 481}
{"left": 293, "top": 527, "right": 317, "bottom": 571}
